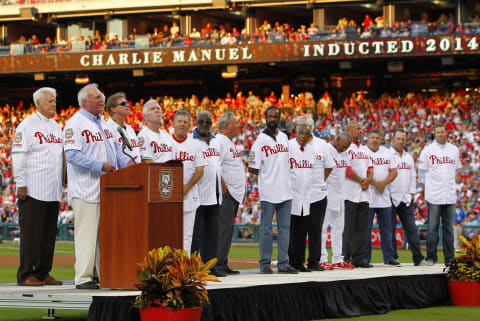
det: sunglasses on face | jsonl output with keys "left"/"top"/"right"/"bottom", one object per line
{"left": 198, "top": 120, "right": 212, "bottom": 125}
{"left": 118, "top": 101, "right": 128, "bottom": 106}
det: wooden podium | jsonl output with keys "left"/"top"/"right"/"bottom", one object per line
{"left": 99, "top": 161, "right": 183, "bottom": 289}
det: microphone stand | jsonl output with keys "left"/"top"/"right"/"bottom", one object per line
{"left": 122, "top": 144, "right": 136, "bottom": 164}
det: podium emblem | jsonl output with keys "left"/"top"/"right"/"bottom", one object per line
{"left": 159, "top": 170, "right": 173, "bottom": 200}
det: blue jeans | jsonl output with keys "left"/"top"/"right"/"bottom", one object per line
{"left": 392, "top": 202, "right": 425, "bottom": 265}
{"left": 259, "top": 200, "right": 292, "bottom": 270}
{"left": 426, "top": 202, "right": 455, "bottom": 263}
{"left": 364, "top": 207, "right": 395, "bottom": 263}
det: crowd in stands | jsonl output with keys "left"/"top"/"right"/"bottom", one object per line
{"left": 4, "top": 13, "right": 480, "bottom": 55}
{"left": 1, "top": 88, "right": 480, "bottom": 242}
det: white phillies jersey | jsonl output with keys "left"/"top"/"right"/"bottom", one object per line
{"left": 211, "top": 133, "right": 246, "bottom": 204}
{"left": 288, "top": 139, "right": 314, "bottom": 216}
{"left": 366, "top": 146, "right": 396, "bottom": 208}
{"left": 171, "top": 134, "right": 207, "bottom": 212}
{"left": 106, "top": 118, "right": 141, "bottom": 163}
{"left": 389, "top": 148, "right": 416, "bottom": 207}
{"left": 309, "top": 136, "right": 334, "bottom": 204}
{"left": 418, "top": 141, "right": 461, "bottom": 205}
{"left": 248, "top": 130, "right": 292, "bottom": 203}
{"left": 194, "top": 132, "right": 222, "bottom": 206}
{"left": 64, "top": 111, "right": 117, "bottom": 203}
{"left": 11, "top": 112, "right": 63, "bottom": 202}
{"left": 137, "top": 127, "right": 174, "bottom": 163}
{"left": 343, "top": 143, "right": 371, "bottom": 203}
{"left": 325, "top": 143, "right": 350, "bottom": 211}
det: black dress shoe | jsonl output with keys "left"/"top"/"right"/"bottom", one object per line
{"left": 211, "top": 267, "right": 227, "bottom": 277}
{"left": 76, "top": 281, "right": 100, "bottom": 289}
{"left": 294, "top": 265, "right": 312, "bottom": 272}
{"left": 355, "top": 263, "right": 374, "bottom": 268}
{"left": 224, "top": 266, "right": 240, "bottom": 275}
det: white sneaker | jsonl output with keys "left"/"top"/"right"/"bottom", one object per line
{"left": 416, "top": 259, "right": 431, "bottom": 266}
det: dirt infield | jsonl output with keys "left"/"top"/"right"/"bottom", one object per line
{"left": 0, "top": 256, "right": 260, "bottom": 269}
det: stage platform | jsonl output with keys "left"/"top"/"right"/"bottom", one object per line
{"left": 0, "top": 264, "right": 451, "bottom": 321}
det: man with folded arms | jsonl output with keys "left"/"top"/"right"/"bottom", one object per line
{"left": 12, "top": 87, "right": 64, "bottom": 286}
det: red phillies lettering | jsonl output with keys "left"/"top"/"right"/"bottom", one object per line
{"left": 82, "top": 130, "right": 103, "bottom": 144}
{"left": 176, "top": 151, "right": 194, "bottom": 161}
{"left": 429, "top": 155, "right": 455, "bottom": 165}
{"left": 203, "top": 147, "right": 220, "bottom": 158}
{"left": 103, "top": 129, "right": 113, "bottom": 140}
{"left": 348, "top": 149, "right": 369, "bottom": 160}
{"left": 261, "top": 144, "right": 288, "bottom": 157}
{"left": 34, "top": 132, "right": 62, "bottom": 144}
{"left": 151, "top": 141, "right": 172, "bottom": 153}
{"left": 397, "top": 161, "right": 411, "bottom": 170}
{"left": 230, "top": 147, "right": 241, "bottom": 159}
{"left": 370, "top": 157, "right": 390, "bottom": 165}
{"left": 289, "top": 158, "right": 313, "bottom": 169}
{"left": 333, "top": 158, "right": 348, "bottom": 168}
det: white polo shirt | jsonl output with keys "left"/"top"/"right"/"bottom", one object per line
{"left": 106, "top": 118, "right": 141, "bottom": 163}
{"left": 11, "top": 112, "right": 63, "bottom": 202}
{"left": 248, "top": 130, "right": 292, "bottom": 204}
{"left": 211, "top": 133, "right": 246, "bottom": 204}
{"left": 309, "top": 136, "right": 334, "bottom": 204}
{"left": 325, "top": 143, "right": 350, "bottom": 211}
{"left": 389, "top": 148, "right": 416, "bottom": 207}
{"left": 64, "top": 111, "right": 117, "bottom": 203}
{"left": 193, "top": 130, "right": 222, "bottom": 206}
{"left": 344, "top": 143, "right": 371, "bottom": 203}
{"left": 171, "top": 134, "right": 207, "bottom": 212}
{"left": 137, "top": 127, "right": 174, "bottom": 163}
{"left": 366, "top": 145, "right": 396, "bottom": 208}
{"left": 288, "top": 138, "right": 314, "bottom": 216}
{"left": 418, "top": 140, "right": 461, "bottom": 205}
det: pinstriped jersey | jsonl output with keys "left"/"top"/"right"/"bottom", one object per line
{"left": 137, "top": 127, "right": 174, "bottom": 163}
{"left": 64, "top": 111, "right": 117, "bottom": 203}
{"left": 211, "top": 133, "right": 246, "bottom": 204}
{"left": 106, "top": 118, "right": 141, "bottom": 164}
{"left": 12, "top": 112, "right": 63, "bottom": 202}
{"left": 194, "top": 134, "right": 222, "bottom": 206}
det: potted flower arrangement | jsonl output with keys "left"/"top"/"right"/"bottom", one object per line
{"left": 134, "top": 246, "right": 219, "bottom": 321}
{"left": 444, "top": 234, "right": 480, "bottom": 306}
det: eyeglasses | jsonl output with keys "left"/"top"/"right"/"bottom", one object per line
{"left": 197, "top": 120, "right": 212, "bottom": 125}
{"left": 118, "top": 101, "right": 128, "bottom": 106}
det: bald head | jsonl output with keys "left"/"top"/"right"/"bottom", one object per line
{"left": 346, "top": 121, "right": 362, "bottom": 142}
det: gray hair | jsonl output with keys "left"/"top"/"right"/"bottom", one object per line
{"left": 143, "top": 99, "right": 161, "bottom": 117}
{"left": 197, "top": 110, "right": 212, "bottom": 121}
{"left": 77, "top": 83, "right": 99, "bottom": 107}
{"left": 294, "top": 115, "right": 314, "bottom": 129}
{"left": 336, "top": 132, "right": 352, "bottom": 143}
{"left": 33, "top": 87, "right": 56, "bottom": 108}
{"left": 296, "top": 123, "right": 312, "bottom": 134}
{"left": 173, "top": 109, "right": 191, "bottom": 122}
{"left": 218, "top": 112, "right": 235, "bottom": 130}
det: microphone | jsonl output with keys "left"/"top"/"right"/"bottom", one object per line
{"left": 117, "top": 127, "right": 132, "bottom": 151}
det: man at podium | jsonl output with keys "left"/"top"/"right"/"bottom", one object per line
{"left": 64, "top": 84, "right": 133, "bottom": 290}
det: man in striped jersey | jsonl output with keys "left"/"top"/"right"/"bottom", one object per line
{"left": 248, "top": 107, "right": 297, "bottom": 274}
{"left": 170, "top": 110, "right": 206, "bottom": 254}
{"left": 212, "top": 112, "right": 245, "bottom": 275}
{"left": 137, "top": 99, "right": 174, "bottom": 163}
{"left": 12, "top": 87, "right": 64, "bottom": 286}
{"left": 105, "top": 92, "right": 141, "bottom": 164}
{"left": 321, "top": 133, "right": 354, "bottom": 269}
{"left": 190, "top": 110, "right": 224, "bottom": 277}
{"left": 64, "top": 84, "right": 133, "bottom": 290}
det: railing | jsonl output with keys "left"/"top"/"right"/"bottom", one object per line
{"left": 0, "top": 222, "right": 74, "bottom": 242}
{"left": 3, "top": 22, "right": 480, "bottom": 56}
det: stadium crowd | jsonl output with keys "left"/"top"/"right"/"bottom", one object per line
{"left": 5, "top": 13, "right": 480, "bottom": 55}
{"left": 1, "top": 87, "right": 480, "bottom": 246}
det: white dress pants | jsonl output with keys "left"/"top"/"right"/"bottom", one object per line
{"left": 320, "top": 206, "right": 345, "bottom": 264}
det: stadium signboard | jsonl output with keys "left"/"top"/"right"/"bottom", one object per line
{"left": 0, "top": 35, "right": 479, "bottom": 74}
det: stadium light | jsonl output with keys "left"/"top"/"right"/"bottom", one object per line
{"left": 221, "top": 71, "right": 237, "bottom": 79}
{"left": 34, "top": 73, "right": 45, "bottom": 81}
{"left": 75, "top": 74, "right": 90, "bottom": 84}
{"left": 132, "top": 69, "right": 144, "bottom": 77}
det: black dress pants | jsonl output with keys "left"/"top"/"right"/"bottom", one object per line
{"left": 17, "top": 196, "right": 59, "bottom": 283}
{"left": 191, "top": 204, "right": 220, "bottom": 264}
{"left": 343, "top": 200, "right": 369, "bottom": 266}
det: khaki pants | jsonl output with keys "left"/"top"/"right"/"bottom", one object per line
{"left": 184, "top": 209, "right": 196, "bottom": 254}
{"left": 72, "top": 198, "right": 100, "bottom": 285}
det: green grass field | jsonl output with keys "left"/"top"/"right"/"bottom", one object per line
{"left": 0, "top": 242, "right": 477, "bottom": 321}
